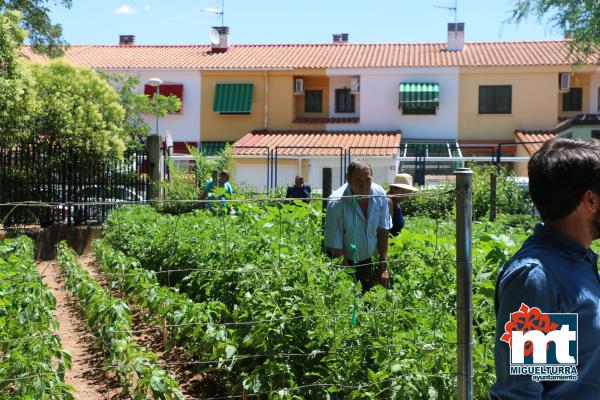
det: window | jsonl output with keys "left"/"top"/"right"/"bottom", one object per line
{"left": 479, "top": 85, "right": 512, "bottom": 114}
{"left": 145, "top": 83, "right": 184, "bottom": 113}
{"left": 563, "top": 88, "right": 582, "bottom": 112}
{"left": 304, "top": 90, "right": 322, "bottom": 113}
{"left": 592, "top": 130, "right": 600, "bottom": 139}
{"left": 335, "top": 89, "right": 356, "bottom": 113}
{"left": 402, "top": 103, "right": 437, "bottom": 115}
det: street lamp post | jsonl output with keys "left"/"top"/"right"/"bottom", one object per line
{"left": 146, "top": 77, "right": 163, "bottom": 135}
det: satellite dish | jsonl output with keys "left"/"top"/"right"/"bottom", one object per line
{"left": 209, "top": 27, "right": 221, "bottom": 45}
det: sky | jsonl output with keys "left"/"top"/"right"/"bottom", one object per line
{"left": 48, "top": 0, "right": 563, "bottom": 46}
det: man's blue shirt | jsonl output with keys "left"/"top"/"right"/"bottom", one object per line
{"left": 490, "top": 223, "right": 600, "bottom": 399}
{"left": 286, "top": 185, "right": 311, "bottom": 200}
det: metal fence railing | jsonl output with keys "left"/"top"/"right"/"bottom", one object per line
{"left": 0, "top": 140, "right": 148, "bottom": 227}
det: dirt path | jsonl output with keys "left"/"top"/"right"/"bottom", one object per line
{"left": 36, "top": 259, "right": 116, "bottom": 400}
{"left": 76, "top": 255, "right": 222, "bottom": 399}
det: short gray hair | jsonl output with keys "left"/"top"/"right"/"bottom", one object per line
{"left": 346, "top": 160, "right": 372, "bottom": 179}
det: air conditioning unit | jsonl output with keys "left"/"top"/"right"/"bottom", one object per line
{"left": 559, "top": 72, "right": 571, "bottom": 91}
{"left": 294, "top": 78, "right": 304, "bottom": 94}
{"left": 350, "top": 77, "right": 360, "bottom": 93}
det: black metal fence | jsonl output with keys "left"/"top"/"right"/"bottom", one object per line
{"left": 0, "top": 141, "right": 148, "bottom": 227}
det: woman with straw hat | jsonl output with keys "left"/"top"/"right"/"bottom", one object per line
{"left": 387, "top": 173, "right": 418, "bottom": 237}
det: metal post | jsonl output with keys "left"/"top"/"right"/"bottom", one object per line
{"left": 322, "top": 167, "right": 333, "bottom": 244}
{"left": 147, "top": 135, "right": 162, "bottom": 201}
{"left": 323, "top": 168, "right": 332, "bottom": 209}
{"left": 490, "top": 171, "right": 497, "bottom": 221}
{"left": 455, "top": 168, "right": 473, "bottom": 400}
{"left": 155, "top": 85, "right": 160, "bottom": 135}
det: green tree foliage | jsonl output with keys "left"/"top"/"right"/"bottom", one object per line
{"left": 159, "top": 145, "right": 234, "bottom": 214}
{"left": 1, "top": 0, "right": 72, "bottom": 57}
{"left": 100, "top": 72, "right": 182, "bottom": 150}
{"left": 510, "top": 0, "right": 600, "bottom": 62}
{"left": 0, "top": 10, "right": 37, "bottom": 146}
{"left": 30, "top": 60, "right": 127, "bottom": 160}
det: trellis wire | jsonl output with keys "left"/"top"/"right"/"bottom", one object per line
{"left": 2, "top": 186, "right": 470, "bottom": 399}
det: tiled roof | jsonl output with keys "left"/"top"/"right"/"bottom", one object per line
{"left": 21, "top": 40, "right": 594, "bottom": 70}
{"left": 233, "top": 130, "right": 401, "bottom": 156}
{"left": 515, "top": 130, "right": 556, "bottom": 156}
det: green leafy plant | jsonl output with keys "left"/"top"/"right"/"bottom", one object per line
{"left": 100, "top": 204, "right": 536, "bottom": 399}
{"left": 56, "top": 242, "right": 184, "bottom": 399}
{"left": 0, "top": 236, "right": 74, "bottom": 399}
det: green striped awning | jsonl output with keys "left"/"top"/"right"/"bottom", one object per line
{"left": 213, "top": 83, "right": 254, "bottom": 113}
{"left": 399, "top": 83, "right": 440, "bottom": 109}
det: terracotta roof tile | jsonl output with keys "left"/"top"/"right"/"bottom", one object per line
{"left": 22, "top": 40, "right": 595, "bottom": 70}
{"left": 234, "top": 130, "right": 401, "bottom": 156}
{"left": 515, "top": 130, "right": 556, "bottom": 156}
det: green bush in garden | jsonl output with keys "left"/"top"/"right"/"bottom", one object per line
{"left": 401, "top": 165, "right": 532, "bottom": 220}
{"left": 100, "top": 204, "right": 536, "bottom": 399}
{"left": 0, "top": 236, "right": 73, "bottom": 399}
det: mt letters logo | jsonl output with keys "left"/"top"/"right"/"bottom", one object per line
{"left": 500, "top": 303, "right": 578, "bottom": 382}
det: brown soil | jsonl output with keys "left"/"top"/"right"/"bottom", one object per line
{"left": 77, "top": 255, "right": 226, "bottom": 399}
{"left": 36, "top": 259, "right": 123, "bottom": 400}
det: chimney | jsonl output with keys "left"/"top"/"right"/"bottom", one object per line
{"left": 211, "top": 26, "right": 230, "bottom": 53}
{"left": 447, "top": 23, "right": 465, "bottom": 51}
{"left": 332, "top": 33, "right": 349, "bottom": 44}
{"left": 119, "top": 35, "right": 135, "bottom": 46}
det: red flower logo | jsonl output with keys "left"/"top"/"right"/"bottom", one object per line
{"left": 500, "top": 303, "right": 559, "bottom": 356}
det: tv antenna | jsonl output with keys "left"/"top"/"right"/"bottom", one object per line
{"left": 202, "top": 0, "right": 225, "bottom": 26}
{"left": 435, "top": 0, "right": 458, "bottom": 33}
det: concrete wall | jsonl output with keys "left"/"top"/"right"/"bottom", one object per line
{"left": 108, "top": 69, "right": 202, "bottom": 143}
{"left": 201, "top": 70, "right": 327, "bottom": 142}
{"left": 328, "top": 76, "right": 360, "bottom": 119}
{"left": 327, "top": 68, "right": 459, "bottom": 139}
{"left": 558, "top": 73, "right": 591, "bottom": 120}
{"left": 458, "top": 69, "right": 558, "bottom": 141}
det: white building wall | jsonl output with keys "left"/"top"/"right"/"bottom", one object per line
{"left": 589, "top": 69, "right": 600, "bottom": 114}
{"left": 105, "top": 69, "right": 201, "bottom": 144}
{"left": 328, "top": 76, "right": 360, "bottom": 119}
{"left": 234, "top": 156, "right": 396, "bottom": 192}
{"left": 326, "top": 68, "right": 460, "bottom": 140}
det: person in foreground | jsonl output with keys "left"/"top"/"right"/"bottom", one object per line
{"left": 323, "top": 160, "right": 391, "bottom": 292}
{"left": 490, "top": 138, "right": 600, "bottom": 399}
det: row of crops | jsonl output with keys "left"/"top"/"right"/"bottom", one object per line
{"left": 0, "top": 237, "right": 72, "bottom": 399}
{"left": 97, "top": 202, "right": 535, "bottom": 399}
{"left": 0, "top": 235, "right": 186, "bottom": 399}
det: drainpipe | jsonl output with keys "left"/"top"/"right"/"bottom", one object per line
{"left": 264, "top": 71, "right": 269, "bottom": 129}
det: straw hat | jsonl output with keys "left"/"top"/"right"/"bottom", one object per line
{"left": 389, "top": 173, "right": 418, "bottom": 192}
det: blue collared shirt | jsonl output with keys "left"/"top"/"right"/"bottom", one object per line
{"left": 490, "top": 223, "right": 600, "bottom": 399}
{"left": 323, "top": 183, "right": 391, "bottom": 262}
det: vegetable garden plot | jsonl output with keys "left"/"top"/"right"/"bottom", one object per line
{"left": 0, "top": 237, "right": 73, "bottom": 399}
{"left": 94, "top": 199, "right": 533, "bottom": 399}
{"left": 55, "top": 242, "right": 184, "bottom": 400}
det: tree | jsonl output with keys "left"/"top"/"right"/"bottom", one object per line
{"left": 100, "top": 72, "right": 182, "bottom": 151}
{"left": 510, "top": 0, "right": 600, "bottom": 62}
{"left": 30, "top": 60, "right": 127, "bottom": 160}
{"left": 0, "top": 10, "right": 38, "bottom": 146}
{"left": 0, "top": 0, "right": 72, "bottom": 57}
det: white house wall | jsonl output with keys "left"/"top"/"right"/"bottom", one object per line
{"left": 326, "top": 68, "right": 460, "bottom": 140}
{"left": 328, "top": 76, "right": 360, "bottom": 119}
{"left": 106, "top": 69, "right": 201, "bottom": 144}
{"left": 589, "top": 69, "right": 600, "bottom": 114}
